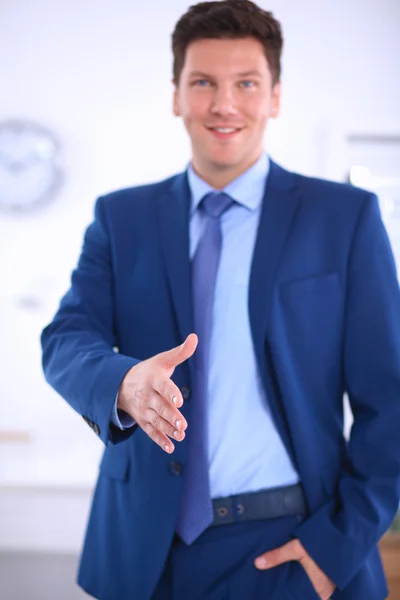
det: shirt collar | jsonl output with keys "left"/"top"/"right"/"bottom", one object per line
{"left": 187, "top": 153, "right": 270, "bottom": 216}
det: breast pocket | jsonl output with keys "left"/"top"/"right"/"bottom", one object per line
{"left": 280, "top": 272, "right": 339, "bottom": 297}
{"left": 279, "top": 272, "right": 340, "bottom": 314}
{"left": 277, "top": 272, "right": 342, "bottom": 362}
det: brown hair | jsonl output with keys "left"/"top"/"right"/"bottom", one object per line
{"left": 172, "top": 0, "right": 283, "bottom": 86}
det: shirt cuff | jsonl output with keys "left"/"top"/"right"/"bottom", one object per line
{"left": 111, "top": 393, "right": 135, "bottom": 430}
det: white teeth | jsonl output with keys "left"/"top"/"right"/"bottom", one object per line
{"left": 214, "top": 128, "right": 237, "bottom": 133}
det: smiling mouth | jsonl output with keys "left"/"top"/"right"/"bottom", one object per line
{"left": 207, "top": 126, "right": 242, "bottom": 132}
{"left": 207, "top": 126, "right": 243, "bottom": 139}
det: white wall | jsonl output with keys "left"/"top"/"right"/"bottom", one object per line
{"left": 0, "top": 0, "right": 399, "bottom": 551}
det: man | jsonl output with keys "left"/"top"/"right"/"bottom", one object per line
{"left": 41, "top": 1, "right": 400, "bottom": 599}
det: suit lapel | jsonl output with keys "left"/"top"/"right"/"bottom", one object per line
{"left": 249, "top": 160, "right": 300, "bottom": 352}
{"left": 158, "top": 173, "right": 194, "bottom": 347}
{"left": 249, "top": 160, "right": 301, "bottom": 460}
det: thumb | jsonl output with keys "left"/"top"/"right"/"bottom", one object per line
{"left": 254, "top": 539, "right": 303, "bottom": 570}
{"left": 158, "top": 333, "right": 198, "bottom": 370}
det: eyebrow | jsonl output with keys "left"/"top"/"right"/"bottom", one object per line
{"left": 236, "top": 70, "right": 263, "bottom": 77}
{"left": 188, "top": 70, "right": 262, "bottom": 78}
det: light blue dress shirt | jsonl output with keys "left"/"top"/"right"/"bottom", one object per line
{"left": 113, "top": 153, "right": 299, "bottom": 498}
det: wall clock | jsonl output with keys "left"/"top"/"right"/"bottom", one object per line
{"left": 0, "top": 120, "right": 62, "bottom": 212}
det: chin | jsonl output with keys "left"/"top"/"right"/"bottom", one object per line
{"left": 207, "top": 152, "right": 244, "bottom": 170}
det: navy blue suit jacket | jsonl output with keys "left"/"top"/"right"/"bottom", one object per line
{"left": 41, "top": 161, "right": 400, "bottom": 600}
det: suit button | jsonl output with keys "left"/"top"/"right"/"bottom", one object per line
{"left": 169, "top": 461, "right": 183, "bottom": 476}
{"left": 93, "top": 424, "right": 100, "bottom": 436}
{"left": 180, "top": 385, "right": 191, "bottom": 401}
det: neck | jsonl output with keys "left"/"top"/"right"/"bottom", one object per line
{"left": 191, "top": 152, "right": 264, "bottom": 190}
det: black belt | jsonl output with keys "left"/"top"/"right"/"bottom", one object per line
{"left": 210, "top": 483, "right": 307, "bottom": 527}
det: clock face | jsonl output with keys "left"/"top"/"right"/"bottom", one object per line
{"left": 0, "top": 120, "right": 62, "bottom": 212}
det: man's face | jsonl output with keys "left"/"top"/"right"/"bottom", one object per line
{"left": 173, "top": 37, "right": 281, "bottom": 185}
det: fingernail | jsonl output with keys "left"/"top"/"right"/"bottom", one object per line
{"left": 176, "top": 419, "right": 181, "bottom": 430}
{"left": 255, "top": 558, "right": 268, "bottom": 569}
{"left": 172, "top": 396, "right": 178, "bottom": 405}
{"left": 173, "top": 430, "right": 180, "bottom": 439}
{"left": 164, "top": 444, "right": 171, "bottom": 453}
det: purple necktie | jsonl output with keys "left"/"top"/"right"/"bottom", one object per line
{"left": 176, "top": 192, "right": 234, "bottom": 545}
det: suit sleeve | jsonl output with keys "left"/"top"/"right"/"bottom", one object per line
{"left": 294, "top": 194, "right": 400, "bottom": 589}
{"left": 41, "top": 196, "right": 139, "bottom": 446}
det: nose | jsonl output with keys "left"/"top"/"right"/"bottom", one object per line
{"left": 210, "top": 84, "right": 237, "bottom": 117}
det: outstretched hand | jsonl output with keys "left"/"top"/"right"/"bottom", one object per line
{"left": 117, "top": 333, "right": 198, "bottom": 453}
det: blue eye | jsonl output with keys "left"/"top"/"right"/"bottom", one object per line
{"left": 240, "top": 80, "right": 254, "bottom": 88}
{"left": 193, "top": 79, "right": 210, "bottom": 87}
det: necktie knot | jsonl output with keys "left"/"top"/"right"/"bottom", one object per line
{"left": 200, "top": 192, "right": 234, "bottom": 219}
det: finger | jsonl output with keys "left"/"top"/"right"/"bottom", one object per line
{"left": 141, "top": 421, "right": 176, "bottom": 454}
{"left": 254, "top": 540, "right": 301, "bottom": 570}
{"left": 157, "top": 333, "right": 198, "bottom": 371}
{"left": 298, "top": 556, "right": 336, "bottom": 600}
{"left": 153, "top": 378, "right": 185, "bottom": 410}
{"left": 144, "top": 408, "right": 186, "bottom": 442}
{"left": 148, "top": 392, "right": 187, "bottom": 432}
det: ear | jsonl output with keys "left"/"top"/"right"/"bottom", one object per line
{"left": 270, "top": 81, "right": 281, "bottom": 119}
{"left": 173, "top": 84, "right": 181, "bottom": 117}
